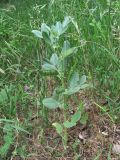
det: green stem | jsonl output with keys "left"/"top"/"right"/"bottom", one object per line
{"left": 61, "top": 72, "right": 68, "bottom": 149}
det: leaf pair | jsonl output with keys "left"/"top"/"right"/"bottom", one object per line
{"left": 51, "top": 16, "right": 71, "bottom": 37}
{"left": 42, "top": 97, "right": 60, "bottom": 109}
{"left": 52, "top": 109, "right": 81, "bottom": 135}
{"left": 42, "top": 41, "right": 78, "bottom": 72}
{"left": 32, "top": 16, "right": 71, "bottom": 47}
{"left": 64, "top": 72, "right": 88, "bottom": 95}
{"left": 61, "top": 41, "right": 78, "bottom": 60}
{"left": 63, "top": 110, "right": 81, "bottom": 128}
{"left": 42, "top": 53, "right": 59, "bottom": 71}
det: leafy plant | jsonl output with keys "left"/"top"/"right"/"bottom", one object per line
{"left": 0, "top": 123, "right": 14, "bottom": 157}
{"left": 0, "top": 119, "right": 29, "bottom": 158}
{"left": 32, "top": 16, "right": 88, "bottom": 149}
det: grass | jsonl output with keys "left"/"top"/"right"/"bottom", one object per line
{"left": 0, "top": 0, "right": 120, "bottom": 159}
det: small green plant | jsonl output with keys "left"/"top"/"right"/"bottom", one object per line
{"left": 0, "top": 119, "right": 29, "bottom": 158}
{"left": 0, "top": 123, "right": 14, "bottom": 157}
{"left": 32, "top": 16, "right": 88, "bottom": 149}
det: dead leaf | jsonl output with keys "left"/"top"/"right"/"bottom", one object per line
{"left": 78, "top": 132, "right": 84, "bottom": 140}
{"left": 112, "top": 143, "right": 120, "bottom": 155}
{"left": 101, "top": 131, "right": 108, "bottom": 136}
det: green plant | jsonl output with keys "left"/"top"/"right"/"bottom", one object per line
{"left": 0, "top": 119, "right": 29, "bottom": 158}
{"left": 32, "top": 16, "right": 88, "bottom": 149}
{"left": 0, "top": 122, "right": 14, "bottom": 158}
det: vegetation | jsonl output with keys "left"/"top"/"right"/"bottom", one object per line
{"left": 0, "top": 0, "right": 120, "bottom": 159}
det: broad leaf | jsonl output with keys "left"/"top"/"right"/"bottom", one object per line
{"left": 62, "top": 16, "right": 71, "bottom": 33}
{"left": 50, "top": 53, "right": 59, "bottom": 66}
{"left": 43, "top": 98, "right": 59, "bottom": 109}
{"left": 80, "top": 113, "right": 88, "bottom": 124}
{"left": 63, "top": 86, "right": 81, "bottom": 95}
{"left": 64, "top": 74, "right": 88, "bottom": 95}
{"left": 61, "top": 40, "right": 70, "bottom": 53}
{"left": 79, "top": 75, "right": 86, "bottom": 85}
{"left": 79, "top": 84, "right": 89, "bottom": 89}
{"left": 32, "top": 30, "right": 43, "bottom": 38}
{"left": 61, "top": 47, "right": 78, "bottom": 60}
{"left": 42, "top": 32, "right": 51, "bottom": 45}
{"left": 41, "top": 23, "right": 50, "bottom": 35}
{"left": 71, "top": 111, "right": 81, "bottom": 123}
{"left": 63, "top": 121, "right": 76, "bottom": 128}
{"left": 55, "top": 21, "right": 63, "bottom": 36}
{"left": 42, "top": 63, "right": 56, "bottom": 71}
{"left": 64, "top": 87, "right": 87, "bottom": 96}
{"left": 52, "top": 122, "right": 63, "bottom": 134}
{"left": 69, "top": 72, "right": 79, "bottom": 88}
{"left": 51, "top": 25, "right": 58, "bottom": 36}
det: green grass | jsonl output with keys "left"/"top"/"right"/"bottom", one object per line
{"left": 0, "top": 0, "right": 120, "bottom": 159}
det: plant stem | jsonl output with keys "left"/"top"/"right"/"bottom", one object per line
{"left": 61, "top": 72, "right": 68, "bottom": 149}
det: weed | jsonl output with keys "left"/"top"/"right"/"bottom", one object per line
{"left": 32, "top": 16, "right": 88, "bottom": 149}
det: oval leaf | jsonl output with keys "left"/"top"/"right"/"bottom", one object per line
{"left": 62, "top": 40, "right": 70, "bottom": 53}
{"left": 43, "top": 98, "right": 59, "bottom": 109}
{"left": 63, "top": 121, "right": 76, "bottom": 128}
{"left": 42, "top": 63, "right": 56, "bottom": 71}
{"left": 69, "top": 72, "right": 79, "bottom": 88}
{"left": 50, "top": 53, "right": 59, "bottom": 66}
{"left": 71, "top": 111, "right": 81, "bottom": 123}
{"left": 79, "top": 75, "right": 86, "bottom": 85}
{"left": 61, "top": 47, "right": 78, "bottom": 60}
{"left": 63, "top": 86, "right": 81, "bottom": 95}
{"left": 52, "top": 122, "right": 63, "bottom": 135}
{"left": 32, "top": 30, "right": 43, "bottom": 38}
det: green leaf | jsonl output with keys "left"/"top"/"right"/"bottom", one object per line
{"left": 0, "top": 89, "right": 8, "bottom": 104}
{"left": 63, "top": 121, "right": 76, "bottom": 128}
{"left": 52, "top": 122, "right": 63, "bottom": 135}
{"left": 64, "top": 74, "right": 88, "bottom": 95}
{"left": 63, "top": 86, "right": 81, "bottom": 95}
{"left": 55, "top": 21, "right": 63, "bottom": 36}
{"left": 61, "top": 47, "right": 78, "bottom": 60}
{"left": 71, "top": 111, "right": 81, "bottom": 123}
{"left": 69, "top": 72, "right": 79, "bottom": 88}
{"left": 41, "top": 23, "right": 50, "bottom": 35}
{"left": 61, "top": 40, "right": 70, "bottom": 53}
{"left": 80, "top": 113, "right": 88, "bottom": 124}
{"left": 70, "top": 17, "right": 80, "bottom": 34}
{"left": 78, "top": 102, "right": 84, "bottom": 113}
{"left": 0, "top": 130, "right": 13, "bottom": 156}
{"left": 79, "top": 84, "right": 89, "bottom": 89}
{"left": 79, "top": 75, "right": 86, "bottom": 85}
{"left": 42, "top": 32, "right": 51, "bottom": 45}
{"left": 62, "top": 16, "right": 71, "bottom": 33}
{"left": 43, "top": 98, "right": 59, "bottom": 109}
{"left": 50, "top": 53, "right": 59, "bottom": 66}
{"left": 42, "top": 63, "right": 56, "bottom": 71}
{"left": 0, "top": 68, "right": 5, "bottom": 74}
{"left": 32, "top": 30, "right": 43, "bottom": 38}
